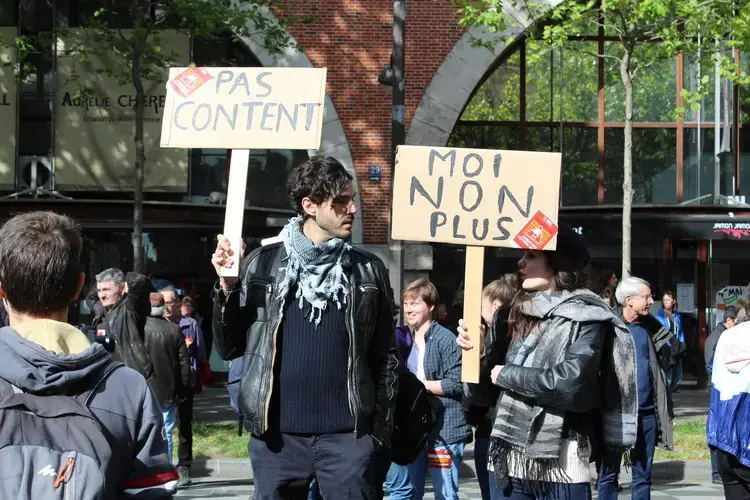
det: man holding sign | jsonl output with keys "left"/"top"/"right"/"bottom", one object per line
{"left": 211, "top": 156, "right": 397, "bottom": 499}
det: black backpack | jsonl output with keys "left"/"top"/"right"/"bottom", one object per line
{"left": 390, "top": 371, "right": 437, "bottom": 466}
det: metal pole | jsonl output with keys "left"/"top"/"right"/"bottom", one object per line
{"left": 388, "top": 0, "right": 406, "bottom": 315}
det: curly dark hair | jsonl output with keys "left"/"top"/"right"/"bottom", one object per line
{"left": 287, "top": 156, "right": 353, "bottom": 216}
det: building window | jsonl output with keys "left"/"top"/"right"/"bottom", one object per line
{"left": 450, "top": 30, "right": 741, "bottom": 207}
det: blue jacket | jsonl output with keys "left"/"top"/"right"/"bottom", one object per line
{"left": 707, "top": 322, "right": 750, "bottom": 468}
{"left": 394, "top": 321, "right": 470, "bottom": 445}
{"left": 655, "top": 309, "right": 684, "bottom": 344}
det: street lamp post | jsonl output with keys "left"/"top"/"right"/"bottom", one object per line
{"left": 388, "top": 0, "right": 406, "bottom": 314}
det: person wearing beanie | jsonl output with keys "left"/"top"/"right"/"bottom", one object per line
{"left": 143, "top": 292, "right": 191, "bottom": 466}
{"left": 457, "top": 222, "right": 639, "bottom": 498}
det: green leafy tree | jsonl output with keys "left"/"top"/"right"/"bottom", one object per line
{"left": 14, "top": 0, "right": 308, "bottom": 272}
{"left": 455, "top": 0, "right": 748, "bottom": 277}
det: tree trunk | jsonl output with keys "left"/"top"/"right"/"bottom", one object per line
{"left": 620, "top": 50, "right": 633, "bottom": 279}
{"left": 132, "top": 36, "right": 146, "bottom": 274}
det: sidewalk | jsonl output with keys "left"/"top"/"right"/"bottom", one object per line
{"left": 192, "top": 382, "right": 714, "bottom": 482}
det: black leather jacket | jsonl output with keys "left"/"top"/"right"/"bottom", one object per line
{"left": 212, "top": 242, "right": 399, "bottom": 445}
{"left": 144, "top": 315, "right": 191, "bottom": 405}
{"left": 86, "top": 272, "right": 155, "bottom": 382}
{"left": 496, "top": 319, "right": 611, "bottom": 461}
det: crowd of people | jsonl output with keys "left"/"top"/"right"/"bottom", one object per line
{"left": 1, "top": 154, "right": 750, "bottom": 499}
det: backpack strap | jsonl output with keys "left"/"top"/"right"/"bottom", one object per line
{"left": 78, "top": 362, "right": 125, "bottom": 406}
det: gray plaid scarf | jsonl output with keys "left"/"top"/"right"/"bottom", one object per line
{"left": 489, "top": 290, "right": 638, "bottom": 487}
{"left": 276, "top": 216, "right": 351, "bottom": 326}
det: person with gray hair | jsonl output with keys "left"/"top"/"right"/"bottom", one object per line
{"left": 598, "top": 276, "right": 674, "bottom": 500}
{"left": 85, "top": 267, "right": 155, "bottom": 382}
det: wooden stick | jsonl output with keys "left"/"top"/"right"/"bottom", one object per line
{"left": 220, "top": 149, "right": 250, "bottom": 278}
{"left": 461, "top": 246, "right": 484, "bottom": 383}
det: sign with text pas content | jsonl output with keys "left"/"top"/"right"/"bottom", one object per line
{"left": 160, "top": 67, "right": 326, "bottom": 150}
{"left": 391, "top": 146, "right": 562, "bottom": 249}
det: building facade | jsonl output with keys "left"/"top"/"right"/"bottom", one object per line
{"left": 1, "top": 0, "right": 749, "bottom": 377}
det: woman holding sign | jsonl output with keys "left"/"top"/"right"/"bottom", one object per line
{"left": 457, "top": 223, "right": 638, "bottom": 499}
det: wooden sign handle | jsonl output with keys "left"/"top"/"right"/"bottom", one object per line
{"left": 461, "top": 246, "right": 484, "bottom": 383}
{"left": 220, "top": 149, "right": 251, "bottom": 278}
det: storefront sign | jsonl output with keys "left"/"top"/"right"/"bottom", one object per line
{"left": 54, "top": 29, "right": 189, "bottom": 191}
{"left": 160, "top": 67, "right": 327, "bottom": 150}
{"left": 713, "top": 221, "right": 750, "bottom": 239}
{"left": 391, "top": 145, "right": 562, "bottom": 383}
{"left": 0, "top": 27, "right": 17, "bottom": 190}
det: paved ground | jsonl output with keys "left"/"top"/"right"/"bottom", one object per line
{"left": 186, "top": 378, "right": 717, "bottom": 498}
{"left": 176, "top": 477, "right": 726, "bottom": 499}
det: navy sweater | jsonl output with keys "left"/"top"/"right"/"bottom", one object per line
{"left": 274, "top": 292, "right": 355, "bottom": 434}
{"left": 629, "top": 321, "right": 655, "bottom": 411}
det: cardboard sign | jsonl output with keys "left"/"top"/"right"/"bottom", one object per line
{"left": 391, "top": 146, "right": 562, "bottom": 249}
{"left": 391, "top": 145, "right": 562, "bottom": 383}
{"left": 160, "top": 67, "right": 327, "bottom": 150}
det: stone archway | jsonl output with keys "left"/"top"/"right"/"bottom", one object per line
{"left": 238, "top": 20, "right": 362, "bottom": 244}
{"left": 406, "top": 1, "right": 563, "bottom": 148}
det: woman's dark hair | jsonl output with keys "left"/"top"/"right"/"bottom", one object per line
{"left": 287, "top": 155, "right": 353, "bottom": 216}
{"left": 508, "top": 250, "right": 590, "bottom": 341}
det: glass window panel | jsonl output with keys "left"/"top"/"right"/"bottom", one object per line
{"left": 245, "top": 150, "right": 307, "bottom": 209}
{"left": 684, "top": 51, "right": 716, "bottom": 124}
{"left": 460, "top": 51, "right": 520, "bottom": 121}
{"left": 561, "top": 127, "right": 599, "bottom": 205}
{"left": 604, "top": 128, "right": 677, "bottom": 204}
{"left": 447, "top": 124, "right": 520, "bottom": 150}
{"left": 526, "top": 126, "right": 598, "bottom": 206}
{"left": 0, "top": 0, "right": 14, "bottom": 25}
{"left": 526, "top": 44, "right": 556, "bottom": 122}
{"left": 558, "top": 42, "right": 598, "bottom": 122}
{"left": 527, "top": 42, "right": 598, "bottom": 123}
{"left": 739, "top": 129, "right": 750, "bottom": 200}
{"left": 525, "top": 126, "right": 558, "bottom": 152}
{"left": 683, "top": 127, "right": 716, "bottom": 203}
{"left": 604, "top": 43, "right": 677, "bottom": 122}
{"left": 190, "top": 149, "right": 228, "bottom": 199}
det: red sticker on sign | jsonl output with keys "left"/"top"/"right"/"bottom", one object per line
{"left": 513, "top": 210, "right": 559, "bottom": 250}
{"left": 427, "top": 449, "right": 452, "bottom": 469}
{"left": 169, "top": 67, "right": 213, "bottom": 98}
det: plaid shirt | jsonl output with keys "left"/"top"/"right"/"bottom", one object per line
{"left": 416, "top": 322, "right": 471, "bottom": 445}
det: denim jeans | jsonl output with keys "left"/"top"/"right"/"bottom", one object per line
{"left": 307, "top": 478, "right": 321, "bottom": 500}
{"left": 489, "top": 475, "right": 591, "bottom": 500}
{"left": 667, "top": 359, "right": 683, "bottom": 392}
{"left": 598, "top": 411, "right": 657, "bottom": 500}
{"left": 407, "top": 442, "right": 465, "bottom": 500}
{"left": 161, "top": 404, "right": 177, "bottom": 465}
{"left": 384, "top": 462, "right": 413, "bottom": 499}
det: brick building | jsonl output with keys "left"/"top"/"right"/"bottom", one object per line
{"left": 3, "top": 0, "right": 750, "bottom": 377}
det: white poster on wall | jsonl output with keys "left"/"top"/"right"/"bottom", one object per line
{"left": 676, "top": 283, "right": 695, "bottom": 314}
